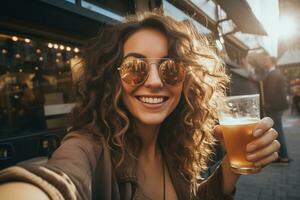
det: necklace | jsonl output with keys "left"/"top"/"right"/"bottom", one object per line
{"left": 162, "top": 155, "right": 166, "bottom": 200}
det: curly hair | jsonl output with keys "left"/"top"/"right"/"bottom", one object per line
{"left": 71, "top": 10, "right": 229, "bottom": 186}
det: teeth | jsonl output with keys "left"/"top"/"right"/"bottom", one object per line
{"left": 139, "top": 97, "right": 165, "bottom": 104}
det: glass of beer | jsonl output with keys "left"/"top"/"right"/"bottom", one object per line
{"left": 218, "top": 94, "right": 261, "bottom": 175}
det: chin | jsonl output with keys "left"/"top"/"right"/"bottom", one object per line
{"left": 135, "top": 113, "right": 167, "bottom": 126}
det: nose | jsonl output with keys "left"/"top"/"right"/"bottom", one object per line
{"left": 143, "top": 63, "right": 163, "bottom": 89}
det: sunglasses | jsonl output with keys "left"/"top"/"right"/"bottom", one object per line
{"left": 118, "top": 57, "right": 185, "bottom": 86}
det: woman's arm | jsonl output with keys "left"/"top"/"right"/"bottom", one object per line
{"left": 0, "top": 182, "right": 49, "bottom": 200}
{"left": 0, "top": 132, "right": 103, "bottom": 200}
{"left": 196, "top": 160, "right": 236, "bottom": 200}
{"left": 221, "top": 156, "right": 240, "bottom": 194}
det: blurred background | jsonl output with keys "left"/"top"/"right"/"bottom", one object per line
{"left": 0, "top": 1, "right": 299, "bottom": 199}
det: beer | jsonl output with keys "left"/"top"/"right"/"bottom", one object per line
{"left": 220, "top": 117, "right": 261, "bottom": 174}
{"left": 218, "top": 94, "right": 261, "bottom": 174}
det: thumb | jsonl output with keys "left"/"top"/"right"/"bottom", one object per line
{"left": 213, "top": 125, "right": 224, "bottom": 143}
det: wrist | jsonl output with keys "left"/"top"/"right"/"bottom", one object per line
{"left": 221, "top": 156, "right": 240, "bottom": 194}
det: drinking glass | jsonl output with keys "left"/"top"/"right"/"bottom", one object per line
{"left": 218, "top": 94, "right": 261, "bottom": 175}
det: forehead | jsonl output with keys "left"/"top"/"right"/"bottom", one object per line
{"left": 123, "top": 28, "right": 168, "bottom": 58}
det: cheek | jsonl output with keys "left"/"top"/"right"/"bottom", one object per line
{"left": 120, "top": 82, "right": 135, "bottom": 108}
{"left": 121, "top": 83, "right": 128, "bottom": 97}
{"left": 169, "top": 84, "right": 184, "bottom": 107}
{"left": 173, "top": 84, "right": 183, "bottom": 99}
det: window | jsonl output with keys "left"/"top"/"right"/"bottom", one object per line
{"left": 0, "top": 34, "right": 80, "bottom": 135}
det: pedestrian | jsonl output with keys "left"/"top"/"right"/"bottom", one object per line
{"left": 290, "top": 79, "right": 300, "bottom": 115}
{"left": 249, "top": 49, "right": 290, "bottom": 164}
{"left": 0, "top": 11, "right": 280, "bottom": 200}
{"left": 294, "top": 93, "right": 300, "bottom": 114}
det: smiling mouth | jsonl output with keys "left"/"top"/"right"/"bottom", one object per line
{"left": 136, "top": 96, "right": 169, "bottom": 104}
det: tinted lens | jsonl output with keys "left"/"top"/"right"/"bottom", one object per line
{"left": 119, "top": 58, "right": 148, "bottom": 85}
{"left": 159, "top": 59, "right": 185, "bottom": 85}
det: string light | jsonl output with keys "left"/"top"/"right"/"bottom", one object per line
{"left": 12, "top": 36, "right": 18, "bottom": 41}
{"left": 15, "top": 53, "right": 21, "bottom": 59}
{"left": 1, "top": 35, "right": 83, "bottom": 76}
{"left": 74, "top": 47, "right": 79, "bottom": 53}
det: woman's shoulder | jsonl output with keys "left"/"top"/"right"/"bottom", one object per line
{"left": 62, "top": 126, "right": 105, "bottom": 151}
{"left": 44, "top": 126, "right": 106, "bottom": 170}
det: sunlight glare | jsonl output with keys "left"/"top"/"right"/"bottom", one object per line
{"left": 279, "top": 16, "right": 297, "bottom": 39}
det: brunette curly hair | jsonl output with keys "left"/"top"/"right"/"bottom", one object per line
{"left": 71, "top": 11, "right": 229, "bottom": 186}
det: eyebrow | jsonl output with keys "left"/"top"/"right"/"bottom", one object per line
{"left": 123, "top": 52, "right": 169, "bottom": 60}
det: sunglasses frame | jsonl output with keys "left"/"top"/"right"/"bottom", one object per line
{"left": 118, "top": 57, "right": 186, "bottom": 86}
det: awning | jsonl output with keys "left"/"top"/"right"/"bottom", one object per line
{"left": 277, "top": 48, "right": 300, "bottom": 66}
{"left": 0, "top": 0, "right": 122, "bottom": 44}
{"left": 216, "top": 0, "right": 267, "bottom": 35}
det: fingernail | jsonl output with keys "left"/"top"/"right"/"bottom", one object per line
{"left": 253, "top": 129, "right": 263, "bottom": 137}
{"left": 254, "top": 162, "right": 261, "bottom": 167}
{"left": 247, "top": 144, "right": 256, "bottom": 152}
{"left": 247, "top": 154, "right": 255, "bottom": 161}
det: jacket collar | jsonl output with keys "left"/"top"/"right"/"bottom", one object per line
{"left": 113, "top": 148, "right": 138, "bottom": 183}
{"left": 161, "top": 144, "right": 191, "bottom": 200}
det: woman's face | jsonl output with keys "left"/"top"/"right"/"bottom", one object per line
{"left": 121, "top": 28, "right": 183, "bottom": 127}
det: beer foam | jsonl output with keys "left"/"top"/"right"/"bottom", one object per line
{"left": 219, "top": 117, "right": 259, "bottom": 125}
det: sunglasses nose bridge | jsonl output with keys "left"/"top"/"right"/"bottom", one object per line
{"left": 143, "top": 62, "right": 164, "bottom": 87}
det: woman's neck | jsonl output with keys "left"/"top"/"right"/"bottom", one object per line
{"left": 135, "top": 121, "right": 161, "bottom": 161}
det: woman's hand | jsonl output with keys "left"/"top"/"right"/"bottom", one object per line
{"left": 0, "top": 182, "right": 50, "bottom": 200}
{"left": 214, "top": 117, "right": 280, "bottom": 194}
{"left": 215, "top": 117, "right": 280, "bottom": 168}
{"left": 245, "top": 117, "right": 280, "bottom": 167}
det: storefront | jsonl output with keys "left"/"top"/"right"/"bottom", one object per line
{"left": 0, "top": 0, "right": 138, "bottom": 168}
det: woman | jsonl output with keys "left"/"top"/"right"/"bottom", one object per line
{"left": 0, "top": 11, "right": 279, "bottom": 200}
